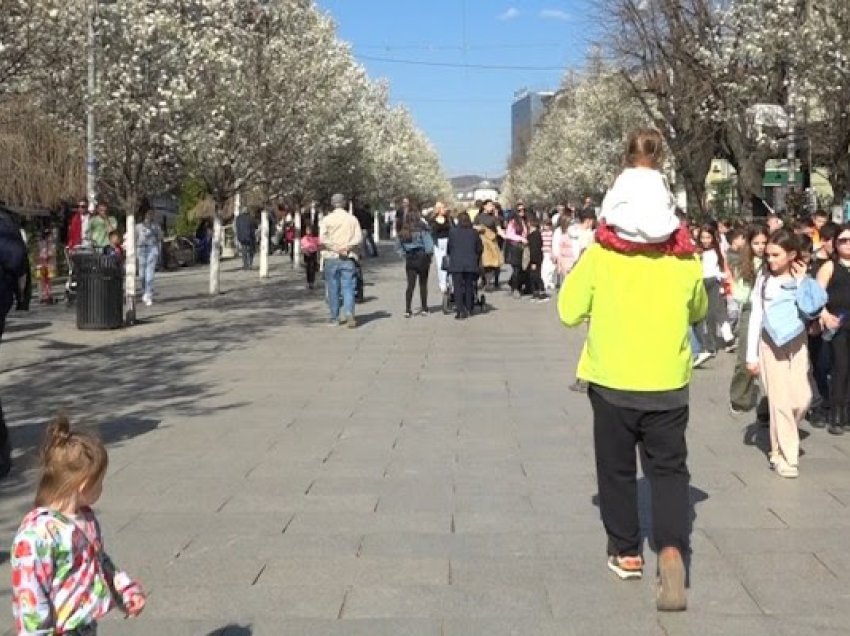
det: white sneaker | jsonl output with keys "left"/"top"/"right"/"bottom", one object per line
{"left": 692, "top": 352, "right": 713, "bottom": 368}
{"left": 142, "top": 294, "right": 153, "bottom": 306}
{"left": 775, "top": 458, "right": 799, "bottom": 479}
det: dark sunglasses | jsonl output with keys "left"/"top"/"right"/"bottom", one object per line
{"left": 837, "top": 237, "right": 850, "bottom": 244}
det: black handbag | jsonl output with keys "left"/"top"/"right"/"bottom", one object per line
{"left": 441, "top": 255, "right": 450, "bottom": 271}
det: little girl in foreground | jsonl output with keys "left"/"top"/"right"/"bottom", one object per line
{"left": 746, "top": 231, "right": 826, "bottom": 478}
{"left": 11, "top": 414, "right": 145, "bottom": 634}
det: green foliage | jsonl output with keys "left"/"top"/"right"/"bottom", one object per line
{"left": 710, "top": 179, "right": 738, "bottom": 217}
{"left": 174, "top": 177, "right": 206, "bottom": 236}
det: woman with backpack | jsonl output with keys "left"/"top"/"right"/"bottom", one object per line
{"left": 396, "top": 210, "right": 434, "bottom": 318}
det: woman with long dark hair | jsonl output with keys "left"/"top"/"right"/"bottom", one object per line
{"left": 748, "top": 230, "right": 826, "bottom": 476}
{"left": 693, "top": 223, "right": 731, "bottom": 366}
{"left": 504, "top": 205, "right": 528, "bottom": 297}
{"left": 729, "top": 225, "right": 768, "bottom": 412}
{"left": 817, "top": 223, "right": 850, "bottom": 434}
{"left": 430, "top": 202, "right": 452, "bottom": 311}
{"left": 396, "top": 209, "right": 434, "bottom": 318}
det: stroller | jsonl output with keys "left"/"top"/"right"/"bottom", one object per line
{"left": 442, "top": 270, "right": 488, "bottom": 315}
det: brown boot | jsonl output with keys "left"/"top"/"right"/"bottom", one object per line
{"left": 656, "top": 547, "right": 687, "bottom": 612}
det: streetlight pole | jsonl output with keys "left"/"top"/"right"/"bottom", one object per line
{"left": 86, "top": 0, "right": 97, "bottom": 214}
{"left": 787, "top": 78, "right": 797, "bottom": 193}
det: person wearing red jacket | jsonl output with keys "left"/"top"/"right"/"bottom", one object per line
{"left": 66, "top": 199, "right": 90, "bottom": 249}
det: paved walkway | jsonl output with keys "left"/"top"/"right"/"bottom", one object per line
{"left": 2, "top": 248, "right": 850, "bottom": 635}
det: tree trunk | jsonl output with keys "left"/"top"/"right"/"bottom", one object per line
{"left": 682, "top": 177, "right": 705, "bottom": 217}
{"left": 736, "top": 160, "right": 767, "bottom": 218}
{"left": 210, "top": 200, "right": 224, "bottom": 295}
{"left": 124, "top": 192, "right": 137, "bottom": 325}
{"left": 259, "top": 208, "right": 270, "bottom": 278}
{"left": 831, "top": 156, "right": 850, "bottom": 206}
{"left": 293, "top": 207, "right": 302, "bottom": 268}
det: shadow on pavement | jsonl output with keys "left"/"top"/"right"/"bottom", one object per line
{"left": 207, "top": 624, "right": 252, "bottom": 635}
{"left": 4, "top": 321, "right": 52, "bottom": 335}
{"left": 1, "top": 253, "right": 401, "bottom": 453}
{"left": 356, "top": 310, "right": 392, "bottom": 326}
{"left": 0, "top": 414, "right": 164, "bottom": 535}
{"left": 744, "top": 420, "right": 810, "bottom": 461}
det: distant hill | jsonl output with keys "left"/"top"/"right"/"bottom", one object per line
{"left": 450, "top": 175, "right": 504, "bottom": 190}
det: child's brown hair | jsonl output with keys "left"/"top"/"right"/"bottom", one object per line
{"left": 35, "top": 413, "right": 108, "bottom": 508}
{"left": 624, "top": 128, "right": 665, "bottom": 169}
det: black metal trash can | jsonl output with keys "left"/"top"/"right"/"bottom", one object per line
{"left": 72, "top": 252, "right": 124, "bottom": 330}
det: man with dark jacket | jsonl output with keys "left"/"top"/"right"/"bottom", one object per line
{"left": 235, "top": 210, "right": 258, "bottom": 270}
{"left": 0, "top": 206, "right": 28, "bottom": 478}
{"left": 447, "top": 211, "right": 483, "bottom": 320}
{"left": 355, "top": 204, "right": 378, "bottom": 257}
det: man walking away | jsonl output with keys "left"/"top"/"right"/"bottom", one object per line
{"left": 235, "top": 209, "right": 258, "bottom": 270}
{"left": 0, "top": 205, "right": 29, "bottom": 478}
{"left": 320, "top": 194, "right": 362, "bottom": 328}
{"left": 355, "top": 203, "right": 378, "bottom": 257}
{"left": 559, "top": 130, "right": 707, "bottom": 611}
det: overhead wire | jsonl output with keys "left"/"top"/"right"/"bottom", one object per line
{"left": 356, "top": 54, "right": 565, "bottom": 72}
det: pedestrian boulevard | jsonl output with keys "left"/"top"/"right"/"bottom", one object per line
{"left": 2, "top": 252, "right": 850, "bottom": 635}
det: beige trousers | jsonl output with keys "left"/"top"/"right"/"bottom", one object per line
{"left": 758, "top": 333, "right": 811, "bottom": 466}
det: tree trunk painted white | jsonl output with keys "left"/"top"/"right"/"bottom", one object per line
{"left": 293, "top": 206, "right": 302, "bottom": 269}
{"left": 124, "top": 197, "right": 137, "bottom": 325}
{"left": 259, "top": 208, "right": 270, "bottom": 278}
{"left": 232, "top": 191, "right": 242, "bottom": 258}
{"left": 373, "top": 208, "right": 380, "bottom": 244}
{"left": 210, "top": 205, "right": 223, "bottom": 295}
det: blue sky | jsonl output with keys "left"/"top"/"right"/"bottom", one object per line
{"left": 316, "top": 1, "right": 596, "bottom": 178}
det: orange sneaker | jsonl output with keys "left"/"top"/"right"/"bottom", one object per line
{"left": 607, "top": 555, "right": 643, "bottom": 580}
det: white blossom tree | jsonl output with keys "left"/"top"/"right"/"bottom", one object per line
{"left": 92, "top": 0, "right": 193, "bottom": 319}
{"left": 0, "top": 0, "right": 70, "bottom": 98}
{"left": 508, "top": 60, "right": 648, "bottom": 207}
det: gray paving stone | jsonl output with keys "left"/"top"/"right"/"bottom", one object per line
{"left": 257, "top": 557, "right": 449, "bottom": 587}
{"left": 249, "top": 618, "right": 441, "bottom": 636}
{"left": 342, "top": 584, "right": 550, "bottom": 619}
{"left": 141, "top": 584, "right": 346, "bottom": 620}
{"left": 283, "top": 511, "right": 451, "bottom": 535}
{"left": 442, "top": 617, "right": 664, "bottom": 636}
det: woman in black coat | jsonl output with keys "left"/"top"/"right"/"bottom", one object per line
{"left": 447, "top": 211, "right": 483, "bottom": 320}
{"left": 0, "top": 206, "right": 28, "bottom": 479}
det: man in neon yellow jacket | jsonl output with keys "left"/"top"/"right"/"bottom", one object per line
{"left": 559, "top": 239, "right": 707, "bottom": 611}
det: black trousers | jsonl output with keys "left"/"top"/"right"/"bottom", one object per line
{"left": 589, "top": 386, "right": 690, "bottom": 557}
{"left": 304, "top": 252, "right": 318, "bottom": 285}
{"left": 809, "top": 333, "right": 831, "bottom": 404}
{"left": 405, "top": 258, "right": 430, "bottom": 312}
{"left": 509, "top": 264, "right": 526, "bottom": 293}
{"left": 452, "top": 272, "right": 477, "bottom": 316}
{"left": 240, "top": 242, "right": 255, "bottom": 269}
{"left": 830, "top": 329, "right": 850, "bottom": 410}
{"left": 527, "top": 265, "right": 544, "bottom": 296}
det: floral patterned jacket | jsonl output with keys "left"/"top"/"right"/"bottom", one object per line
{"left": 11, "top": 507, "right": 141, "bottom": 635}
